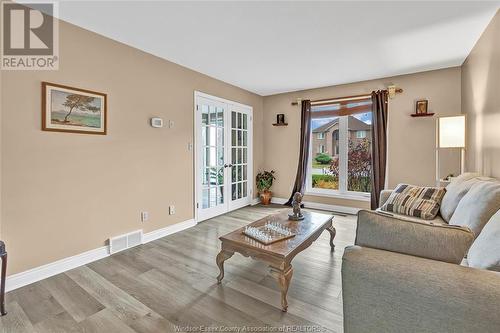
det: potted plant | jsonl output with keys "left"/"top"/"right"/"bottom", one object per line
{"left": 256, "top": 170, "right": 276, "bottom": 205}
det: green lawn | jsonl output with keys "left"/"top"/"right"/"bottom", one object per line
{"left": 312, "top": 174, "right": 338, "bottom": 189}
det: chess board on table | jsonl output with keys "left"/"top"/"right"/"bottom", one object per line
{"left": 242, "top": 221, "right": 296, "bottom": 245}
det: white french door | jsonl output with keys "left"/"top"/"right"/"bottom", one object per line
{"left": 194, "top": 92, "right": 253, "bottom": 222}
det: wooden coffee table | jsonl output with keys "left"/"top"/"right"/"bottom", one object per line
{"left": 216, "top": 210, "right": 335, "bottom": 311}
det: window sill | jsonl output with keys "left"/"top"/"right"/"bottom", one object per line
{"left": 305, "top": 189, "right": 371, "bottom": 202}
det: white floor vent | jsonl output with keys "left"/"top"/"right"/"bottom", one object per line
{"left": 109, "top": 230, "right": 143, "bottom": 254}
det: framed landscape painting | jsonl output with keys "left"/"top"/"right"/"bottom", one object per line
{"left": 42, "top": 82, "right": 107, "bottom": 134}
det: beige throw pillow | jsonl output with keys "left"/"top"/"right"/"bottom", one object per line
{"left": 381, "top": 184, "right": 446, "bottom": 220}
{"left": 467, "top": 209, "right": 500, "bottom": 271}
{"left": 449, "top": 181, "right": 500, "bottom": 237}
{"left": 440, "top": 173, "right": 482, "bottom": 222}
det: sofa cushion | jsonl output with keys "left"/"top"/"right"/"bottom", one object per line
{"left": 449, "top": 181, "right": 500, "bottom": 236}
{"left": 375, "top": 208, "right": 447, "bottom": 225}
{"left": 467, "top": 210, "right": 500, "bottom": 271}
{"left": 440, "top": 173, "right": 483, "bottom": 222}
{"left": 357, "top": 210, "right": 474, "bottom": 264}
{"left": 380, "top": 184, "right": 446, "bottom": 220}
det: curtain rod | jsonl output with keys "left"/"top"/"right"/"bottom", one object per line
{"left": 291, "top": 87, "right": 403, "bottom": 106}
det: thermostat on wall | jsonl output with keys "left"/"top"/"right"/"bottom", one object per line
{"left": 150, "top": 117, "right": 163, "bottom": 128}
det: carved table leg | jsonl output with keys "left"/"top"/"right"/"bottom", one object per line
{"left": 326, "top": 225, "right": 336, "bottom": 252}
{"left": 270, "top": 265, "right": 293, "bottom": 312}
{"left": 216, "top": 250, "right": 234, "bottom": 284}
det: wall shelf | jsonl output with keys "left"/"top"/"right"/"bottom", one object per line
{"left": 410, "top": 113, "right": 435, "bottom": 118}
{"left": 272, "top": 123, "right": 288, "bottom": 126}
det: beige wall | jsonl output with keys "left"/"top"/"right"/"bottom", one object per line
{"left": 462, "top": 10, "right": 500, "bottom": 178}
{"left": 263, "top": 68, "right": 462, "bottom": 209}
{"left": 1, "top": 21, "right": 264, "bottom": 274}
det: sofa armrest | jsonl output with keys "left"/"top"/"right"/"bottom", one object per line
{"left": 356, "top": 210, "right": 474, "bottom": 264}
{"left": 379, "top": 189, "right": 393, "bottom": 207}
{"left": 342, "top": 246, "right": 500, "bottom": 333}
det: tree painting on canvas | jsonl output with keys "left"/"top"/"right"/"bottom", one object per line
{"left": 42, "top": 82, "right": 107, "bottom": 135}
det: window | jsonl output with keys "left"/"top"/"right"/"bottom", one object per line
{"left": 356, "top": 130, "right": 366, "bottom": 139}
{"left": 308, "top": 98, "right": 372, "bottom": 199}
{"left": 317, "top": 132, "right": 325, "bottom": 139}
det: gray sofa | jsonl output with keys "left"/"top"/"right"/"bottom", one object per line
{"left": 342, "top": 174, "right": 500, "bottom": 333}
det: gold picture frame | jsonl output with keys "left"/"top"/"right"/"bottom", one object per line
{"left": 42, "top": 82, "right": 107, "bottom": 135}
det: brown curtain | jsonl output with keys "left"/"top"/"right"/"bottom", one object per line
{"left": 370, "top": 91, "right": 389, "bottom": 209}
{"left": 285, "top": 100, "right": 312, "bottom": 206}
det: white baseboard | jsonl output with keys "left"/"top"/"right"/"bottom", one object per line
{"left": 250, "top": 197, "right": 260, "bottom": 206}
{"left": 6, "top": 218, "right": 196, "bottom": 292}
{"left": 270, "top": 197, "right": 288, "bottom": 205}
{"left": 142, "top": 219, "right": 196, "bottom": 243}
{"left": 271, "top": 196, "right": 360, "bottom": 215}
{"left": 6, "top": 246, "right": 110, "bottom": 292}
{"left": 302, "top": 200, "right": 360, "bottom": 215}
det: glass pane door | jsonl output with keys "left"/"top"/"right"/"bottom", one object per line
{"left": 202, "top": 104, "right": 225, "bottom": 208}
{"left": 196, "top": 93, "right": 253, "bottom": 221}
{"left": 229, "top": 105, "right": 251, "bottom": 210}
{"left": 196, "top": 96, "right": 228, "bottom": 221}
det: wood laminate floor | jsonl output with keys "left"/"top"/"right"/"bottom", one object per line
{"left": 0, "top": 205, "right": 356, "bottom": 333}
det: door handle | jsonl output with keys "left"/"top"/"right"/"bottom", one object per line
{"left": 224, "top": 164, "right": 233, "bottom": 168}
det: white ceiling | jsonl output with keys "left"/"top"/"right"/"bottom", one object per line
{"left": 53, "top": 1, "right": 499, "bottom": 96}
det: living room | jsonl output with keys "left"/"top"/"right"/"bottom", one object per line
{"left": 0, "top": 1, "right": 499, "bottom": 332}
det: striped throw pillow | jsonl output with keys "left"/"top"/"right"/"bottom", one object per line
{"left": 381, "top": 184, "right": 446, "bottom": 220}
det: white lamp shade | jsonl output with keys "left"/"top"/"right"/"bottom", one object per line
{"left": 439, "top": 115, "right": 465, "bottom": 148}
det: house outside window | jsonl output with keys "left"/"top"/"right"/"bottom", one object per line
{"left": 308, "top": 98, "right": 373, "bottom": 200}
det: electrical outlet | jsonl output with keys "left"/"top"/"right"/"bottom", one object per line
{"left": 169, "top": 205, "right": 175, "bottom": 215}
{"left": 141, "top": 211, "right": 149, "bottom": 222}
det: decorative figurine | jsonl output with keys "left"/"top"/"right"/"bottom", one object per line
{"left": 288, "top": 192, "right": 305, "bottom": 220}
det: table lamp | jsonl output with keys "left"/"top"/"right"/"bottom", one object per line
{"left": 436, "top": 115, "right": 466, "bottom": 184}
